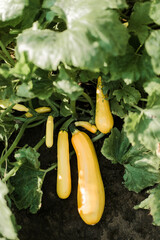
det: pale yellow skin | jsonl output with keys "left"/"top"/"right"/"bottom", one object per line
{"left": 45, "top": 116, "right": 54, "bottom": 148}
{"left": 71, "top": 130, "right": 105, "bottom": 225}
{"left": 75, "top": 121, "right": 97, "bottom": 133}
{"left": 25, "top": 107, "right": 51, "bottom": 117}
{"left": 57, "top": 130, "right": 71, "bottom": 199}
{"left": 95, "top": 76, "right": 114, "bottom": 134}
{"left": 0, "top": 100, "right": 28, "bottom": 112}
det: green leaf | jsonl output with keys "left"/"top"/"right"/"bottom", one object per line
{"left": 149, "top": 0, "right": 160, "bottom": 25}
{"left": 123, "top": 146, "right": 160, "bottom": 193}
{"left": 0, "top": 180, "right": 17, "bottom": 240}
{"left": 124, "top": 105, "right": 160, "bottom": 154}
{"left": 134, "top": 184, "right": 160, "bottom": 226}
{"left": 16, "top": 82, "right": 35, "bottom": 98}
{"left": 16, "top": 1, "right": 129, "bottom": 71}
{"left": 53, "top": 68, "right": 83, "bottom": 100}
{"left": 109, "top": 47, "right": 155, "bottom": 84}
{"left": 128, "top": 2, "right": 153, "bottom": 44}
{"left": 0, "top": 0, "right": 28, "bottom": 22}
{"left": 60, "top": 99, "right": 72, "bottom": 117}
{"left": 14, "top": 147, "right": 40, "bottom": 169}
{"left": 145, "top": 30, "right": 160, "bottom": 75}
{"left": 10, "top": 166, "right": 45, "bottom": 213}
{"left": 113, "top": 85, "right": 141, "bottom": 105}
{"left": 101, "top": 127, "right": 130, "bottom": 164}
{"left": 110, "top": 98, "right": 127, "bottom": 119}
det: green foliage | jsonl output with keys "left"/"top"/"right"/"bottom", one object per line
{"left": 135, "top": 184, "right": 160, "bottom": 226}
{"left": 10, "top": 165, "right": 45, "bottom": 213}
{"left": 0, "top": 180, "right": 18, "bottom": 240}
{"left": 1, "top": 0, "right": 160, "bottom": 232}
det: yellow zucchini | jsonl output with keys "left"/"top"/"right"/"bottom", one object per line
{"left": 25, "top": 106, "right": 51, "bottom": 118}
{"left": 74, "top": 121, "right": 97, "bottom": 133}
{"left": 57, "top": 130, "right": 71, "bottom": 199}
{"left": 45, "top": 115, "right": 54, "bottom": 148}
{"left": 71, "top": 130, "right": 105, "bottom": 225}
{"left": 12, "top": 104, "right": 29, "bottom": 112}
{"left": 95, "top": 76, "right": 114, "bottom": 134}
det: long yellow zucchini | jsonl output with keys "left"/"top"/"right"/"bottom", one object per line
{"left": 71, "top": 130, "right": 105, "bottom": 225}
{"left": 45, "top": 115, "right": 54, "bottom": 148}
{"left": 57, "top": 130, "right": 71, "bottom": 199}
{"left": 95, "top": 76, "right": 114, "bottom": 134}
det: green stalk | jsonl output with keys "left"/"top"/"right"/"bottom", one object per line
{"left": 92, "top": 133, "right": 105, "bottom": 142}
{"left": 45, "top": 98, "right": 59, "bottom": 116}
{"left": 2, "top": 162, "right": 23, "bottom": 182}
{"left": 60, "top": 117, "right": 75, "bottom": 131}
{"left": 0, "top": 41, "right": 15, "bottom": 66}
{"left": 0, "top": 119, "right": 32, "bottom": 165}
{"left": 131, "top": 104, "right": 143, "bottom": 112}
{"left": 34, "top": 136, "right": 46, "bottom": 151}
{"left": 82, "top": 92, "right": 94, "bottom": 112}
{"left": 0, "top": 103, "right": 15, "bottom": 119}
{"left": 70, "top": 100, "right": 77, "bottom": 118}
{"left": 42, "top": 163, "right": 57, "bottom": 173}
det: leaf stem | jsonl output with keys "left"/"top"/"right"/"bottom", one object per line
{"left": 0, "top": 103, "right": 15, "bottom": 119}
{"left": 70, "top": 100, "right": 77, "bottom": 118}
{"left": 2, "top": 162, "right": 23, "bottom": 182}
{"left": 43, "top": 163, "right": 57, "bottom": 173}
{"left": 82, "top": 92, "right": 94, "bottom": 112}
{"left": 0, "top": 41, "right": 15, "bottom": 66}
{"left": 92, "top": 133, "right": 105, "bottom": 142}
{"left": 60, "top": 117, "right": 75, "bottom": 131}
{"left": 0, "top": 119, "right": 33, "bottom": 165}
{"left": 45, "top": 98, "right": 59, "bottom": 116}
{"left": 131, "top": 104, "right": 143, "bottom": 112}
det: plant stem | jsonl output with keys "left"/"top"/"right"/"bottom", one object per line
{"left": 0, "top": 41, "right": 15, "bottom": 66}
{"left": 34, "top": 136, "right": 45, "bottom": 151}
{"left": 0, "top": 103, "right": 15, "bottom": 119}
{"left": 92, "top": 133, "right": 105, "bottom": 142}
{"left": 70, "top": 100, "right": 77, "bottom": 118}
{"left": 43, "top": 163, "right": 57, "bottom": 173}
{"left": 45, "top": 98, "right": 59, "bottom": 116}
{"left": 0, "top": 120, "right": 31, "bottom": 165}
{"left": 82, "top": 92, "right": 94, "bottom": 112}
{"left": 60, "top": 117, "right": 75, "bottom": 131}
{"left": 131, "top": 104, "right": 143, "bottom": 112}
{"left": 140, "top": 98, "right": 147, "bottom": 102}
{"left": 27, "top": 119, "right": 46, "bottom": 128}
{"left": 2, "top": 162, "right": 23, "bottom": 182}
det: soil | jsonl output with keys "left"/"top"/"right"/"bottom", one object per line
{"left": 10, "top": 123, "right": 160, "bottom": 240}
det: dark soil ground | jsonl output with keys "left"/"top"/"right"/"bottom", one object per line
{"left": 11, "top": 123, "right": 160, "bottom": 240}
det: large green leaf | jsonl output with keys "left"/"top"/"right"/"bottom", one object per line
{"left": 123, "top": 146, "right": 160, "bottom": 193}
{"left": 128, "top": 2, "right": 153, "bottom": 44}
{"left": 0, "top": 180, "right": 18, "bottom": 240}
{"left": 0, "top": 0, "right": 28, "bottom": 22}
{"left": 109, "top": 47, "right": 155, "bottom": 84}
{"left": 124, "top": 105, "right": 160, "bottom": 154}
{"left": 101, "top": 127, "right": 130, "bottom": 164}
{"left": 145, "top": 30, "right": 160, "bottom": 75}
{"left": 113, "top": 85, "right": 141, "bottom": 105}
{"left": 16, "top": 0, "right": 129, "bottom": 70}
{"left": 149, "top": 0, "right": 160, "bottom": 25}
{"left": 135, "top": 184, "right": 160, "bottom": 226}
{"left": 10, "top": 166, "right": 45, "bottom": 213}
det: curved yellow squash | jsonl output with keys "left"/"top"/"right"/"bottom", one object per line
{"left": 45, "top": 116, "right": 54, "bottom": 148}
{"left": 25, "top": 107, "right": 51, "bottom": 118}
{"left": 57, "top": 130, "right": 71, "bottom": 199}
{"left": 95, "top": 76, "right": 114, "bottom": 134}
{"left": 74, "top": 121, "right": 97, "bottom": 133}
{"left": 71, "top": 130, "right": 105, "bottom": 225}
